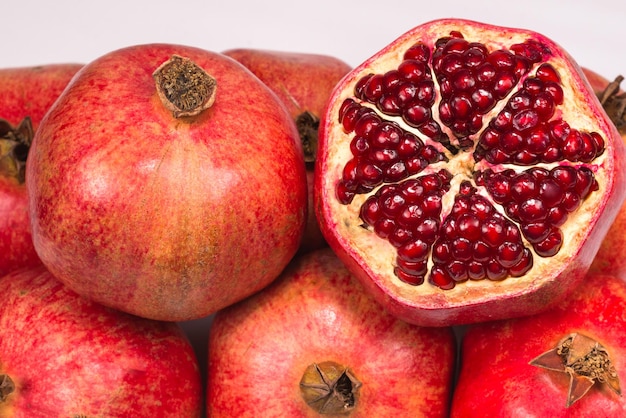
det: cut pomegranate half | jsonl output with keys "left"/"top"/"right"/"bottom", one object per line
{"left": 315, "top": 19, "right": 626, "bottom": 326}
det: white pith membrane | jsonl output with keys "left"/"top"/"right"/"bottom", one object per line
{"left": 320, "top": 21, "right": 616, "bottom": 309}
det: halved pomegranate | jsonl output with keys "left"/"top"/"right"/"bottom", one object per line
{"left": 315, "top": 18, "right": 626, "bottom": 327}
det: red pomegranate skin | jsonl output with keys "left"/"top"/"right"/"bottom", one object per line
{"left": 223, "top": 48, "right": 352, "bottom": 254}
{"left": 581, "top": 67, "right": 617, "bottom": 95}
{"left": 0, "top": 64, "right": 83, "bottom": 129}
{"left": 26, "top": 43, "right": 307, "bottom": 321}
{"left": 0, "top": 266, "right": 202, "bottom": 417}
{"left": 451, "top": 273, "right": 626, "bottom": 417}
{"left": 207, "top": 248, "right": 456, "bottom": 417}
{"left": 0, "top": 175, "right": 38, "bottom": 277}
{"left": 222, "top": 49, "right": 352, "bottom": 123}
{"left": 582, "top": 67, "right": 626, "bottom": 279}
{"left": 0, "top": 64, "right": 82, "bottom": 278}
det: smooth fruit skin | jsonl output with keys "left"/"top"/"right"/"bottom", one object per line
{"left": 26, "top": 43, "right": 307, "bottom": 321}
{"left": 0, "top": 64, "right": 82, "bottom": 278}
{"left": 223, "top": 49, "right": 352, "bottom": 254}
{"left": 0, "top": 176, "right": 38, "bottom": 277}
{"left": 0, "top": 64, "right": 83, "bottom": 129}
{"left": 0, "top": 266, "right": 202, "bottom": 417}
{"left": 451, "top": 273, "right": 626, "bottom": 417}
{"left": 581, "top": 67, "right": 616, "bottom": 95}
{"left": 222, "top": 49, "right": 352, "bottom": 122}
{"left": 207, "top": 248, "right": 456, "bottom": 417}
{"left": 582, "top": 67, "right": 626, "bottom": 279}
{"left": 315, "top": 18, "right": 626, "bottom": 327}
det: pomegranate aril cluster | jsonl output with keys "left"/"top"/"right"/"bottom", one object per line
{"left": 335, "top": 30, "right": 607, "bottom": 290}
{"left": 432, "top": 33, "right": 547, "bottom": 147}
{"left": 336, "top": 99, "right": 447, "bottom": 204}
{"left": 475, "top": 165, "right": 599, "bottom": 257}
{"left": 359, "top": 170, "right": 453, "bottom": 285}
{"left": 429, "top": 181, "right": 533, "bottom": 289}
{"left": 474, "top": 63, "right": 605, "bottom": 165}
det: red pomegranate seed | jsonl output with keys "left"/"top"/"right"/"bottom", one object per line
{"left": 398, "top": 60, "right": 429, "bottom": 81}
{"left": 468, "top": 262, "right": 486, "bottom": 280}
{"left": 403, "top": 42, "right": 430, "bottom": 62}
{"left": 452, "top": 237, "right": 473, "bottom": 261}
{"left": 432, "top": 241, "right": 452, "bottom": 264}
{"left": 429, "top": 266, "right": 455, "bottom": 290}
{"left": 374, "top": 218, "right": 396, "bottom": 239}
{"left": 538, "top": 178, "right": 564, "bottom": 206}
{"left": 350, "top": 136, "right": 369, "bottom": 156}
{"left": 457, "top": 213, "right": 481, "bottom": 241}
{"left": 482, "top": 216, "right": 506, "bottom": 247}
{"left": 535, "top": 63, "right": 560, "bottom": 83}
{"left": 509, "top": 248, "right": 533, "bottom": 277}
{"left": 497, "top": 241, "right": 524, "bottom": 268}
{"left": 353, "top": 110, "right": 381, "bottom": 137}
{"left": 533, "top": 228, "right": 563, "bottom": 257}
{"left": 404, "top": 103, "right": 431, "bottom": 127}
{"left": 486, "top": 260, "right": 507, "bottom": 281}
{"left": 396, "top": 258, "right": 428, "bottom": 276}
{"left": 397, "top": 239, "right": 429, "bottom": 262}
{"left": 521, "top": 222, "right": 549, "bottom": 243}
{"left": 395, "top": 266, "right": 425, "bottom": 285}
{"left": 447, "top": 260, "right": 469, "bottom": 282}
{"left": 358, "top": 74, "right": 384, "bottom": 103}
{"left": 396, "top": 83, "right": 418, "bottom": 107}
{"left": 473, "top": 241, "right": 491, "bottom": 262}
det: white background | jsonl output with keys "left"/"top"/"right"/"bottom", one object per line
{"left": 2, "top": 0, "right": 625, "bottom": 80}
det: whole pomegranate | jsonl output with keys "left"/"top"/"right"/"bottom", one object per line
{"left": 26, "top": 44, "right": 307, "bottom": 321}
{"left": 207, "top": 248, "right": 456, "bottom": 417}
{"left": 0, "top": 266, "right": 202, "bottom": 417}
{"left": 582, "top": 68, "right": 626, "bottom": 279}
{"left": 0, "top": 64, "right": 82, "bottom": 277}
{"left": 223, "top": 48, "right": 352, "bottom": 253}
{"left": 451, "top": 272, "right": 626, "bottom": 416}
{"left": 315, "top": 18, "right": 626, "bottom": 327}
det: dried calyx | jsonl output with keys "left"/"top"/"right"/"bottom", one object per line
{"left": 153, "top": 55, "right": 217, "bottom": 119}
{"left": 0, "top": 374, "right": 15, "bottom": 402}
{"left": 0, "top": 117, "right": 33, "bottom": 183}
{"left": 530, "top": 333, "right": 622, "bottom": 407}
{"left": 296, "top": 110, "right": 320, "bottom": 164}
{"left": 299, "top": 361, "right": 362, "bottom": 415}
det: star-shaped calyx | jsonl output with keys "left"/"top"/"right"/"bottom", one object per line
{"left": 0, "top": 116, "right": 33, "bottom": 183}
{"left": 299, "top": 361, "right": 362, "bottom": 415}
{"left": 530, "top": 333, "right": 621, "bottom": 407}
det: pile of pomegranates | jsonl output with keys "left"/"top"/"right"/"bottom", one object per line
{"left": 1, "top": 16, "right": 626, "bottom": 416}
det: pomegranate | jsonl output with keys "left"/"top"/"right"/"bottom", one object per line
{"left": 0, "top": 64, "right": 83, "bottom": 129}
{"left": 581, "top": 67, "right": 620, "bottom": 97}
{"left": 26, "top": 44, "right": 307, "bottom": 321}
{"left": 207, "top": 248, "right": 456, "bottom": 417}
{"left": 315, "top": 18, "right": 626, "bottom": 327}
{"left": 451, "top": 272, "right": 626, "bottom": 416}
{"left": 223, "top": 48, "right": 352, "bottom": 253}
{"left": 0, "top": 266, "right": 202, "bottom": 417}
{"left": 582, "top": 69, "right": 626, "bottom": 278}
{"left": 0, "top": 64, "right": 82, "bottom": 277}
